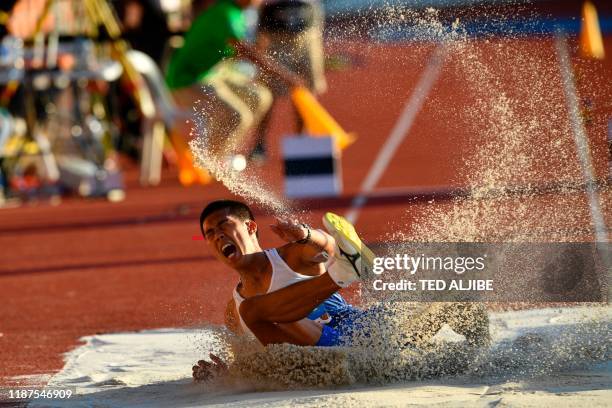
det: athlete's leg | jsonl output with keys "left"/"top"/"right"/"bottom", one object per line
{"left": 241, "top": 213, "right": 366, "bottom": 345}
{"left": 403, "top": 303, "right": 447, "bottom": 347}
{"left": 240, "top": 272, "right": 339, "bottom": 325}
{"left": 446, "top": 303, "right": 490, "bottom": 346}
{"left": 241, "top": 215, "right": 366, "bottom": 327}
{"left": 404, "top": 302, "right": 490, "bottom": 348}
{"left": 276, "top": 319, "right": 325, "bottom": 346}
{"left": 239, "top": 273, "right": 339, "bottom": 345}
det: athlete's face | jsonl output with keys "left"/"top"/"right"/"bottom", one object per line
{"left": 202, "top": 209, "right": 258, "bottom": 268}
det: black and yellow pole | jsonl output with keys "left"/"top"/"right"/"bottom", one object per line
{"left": 0, "top": 11, "right": 9, "bottom": 26}
{"left": 83, "top": 0, "right": 155, "bottom": 119}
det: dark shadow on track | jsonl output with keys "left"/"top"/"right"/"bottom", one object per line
{"left": 0, "top": 255, "right": 214, "bottom": 277}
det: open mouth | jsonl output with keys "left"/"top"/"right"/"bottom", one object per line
{"left": 221, "top": 243, "right": 237, "bottom": 259}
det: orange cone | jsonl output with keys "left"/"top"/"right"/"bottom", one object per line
{"left": 167, "top": 131, "right": 212, "bottom": 186}
{"left": 580, "top": 1, "right": 605, "bottom": 60}
{"left": 290, "top": 86, "right": 356, "bottom": 150}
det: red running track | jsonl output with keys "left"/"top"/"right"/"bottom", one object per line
{"left": 1, "top": 36, "right": 611, "bottom": 385}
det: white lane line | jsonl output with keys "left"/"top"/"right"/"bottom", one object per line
{"left": 345, "top": 44, "right": 446, "bottom": 224}
{"left": 554, "top": 34, "right": 610, "bottom": 303}
{"left": 554, "top": 34, "right": 608, "bottom": 243}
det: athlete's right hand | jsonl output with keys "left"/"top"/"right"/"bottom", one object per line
{"left": 270, "top": 219, "right": 308, "bottom": 243}
{"left": 192, "top": 353, "right": 228, "bottom": 382}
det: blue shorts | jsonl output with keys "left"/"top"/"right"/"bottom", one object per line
{"left": 315, "top": 306, "right": 379, "bottom": 347}
{"left": 315, "top": 324, "right": 342, "bottom": 347}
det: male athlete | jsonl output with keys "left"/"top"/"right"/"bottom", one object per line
{"left": 193, "top": 199, "right": 489, "bottom": 381}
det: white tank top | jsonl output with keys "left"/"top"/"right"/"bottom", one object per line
{"left": 232, "top": 248, "right": 314, "bottom": 337}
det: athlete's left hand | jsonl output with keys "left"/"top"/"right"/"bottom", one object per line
{"left": 270, "top": 219, "right": 308, "bottom": 243}
{"left": 192, "top": 353, "right": 228, "bottom": 382}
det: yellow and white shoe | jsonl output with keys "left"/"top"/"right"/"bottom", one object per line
{"left": 322, "top": 212, "right": 375, "bottom": 287}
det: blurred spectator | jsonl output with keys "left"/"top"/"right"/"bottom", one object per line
{"left": 115, "top": 0, "right": 171, "bottom": 64}
{"left": 165, "top": 0, "right": 273, "bottom": 161}
{"left": 0, "top": 1, "right": 19, "bottom": 39}
{"left": 251, "top": 0, "right": 326, "bottom": 162}
{"left": 7, "top": 0, "right": 77, "bottom": 38}
{"left": 258, "top": 0, "right": 326, "bottom": 94}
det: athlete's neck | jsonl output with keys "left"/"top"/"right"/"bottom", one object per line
{"left": 236, "top": 250, "right": 270, "bottom": 293}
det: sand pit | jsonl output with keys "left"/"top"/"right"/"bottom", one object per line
{"left": 26, "top": 305, "right": 610, "bottom": 407}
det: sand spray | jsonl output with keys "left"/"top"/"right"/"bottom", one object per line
{"left": 186, "top": 4, "right": 610, "bottom": 390}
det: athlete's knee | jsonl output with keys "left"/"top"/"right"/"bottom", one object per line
{"left": 450, "top": 303, "right": 490, "bottom": 346}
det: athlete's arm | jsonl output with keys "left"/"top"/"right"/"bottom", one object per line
{"left": 224, "top": 299, "right": 242, "bottom": 335}
{"left": 270, "top": 219, "right": 336, "bottom": 265}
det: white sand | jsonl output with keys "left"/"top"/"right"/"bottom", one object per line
{"left": 31, "top": 306, "right": 611, "bottom": 407}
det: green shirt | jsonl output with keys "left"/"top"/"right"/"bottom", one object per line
{"left": 165, "top": 0, "right": 246, "bottom": 89}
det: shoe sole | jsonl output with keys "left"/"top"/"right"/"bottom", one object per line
{"left": 322, "top": 212, "right": 375, "bottom": 276}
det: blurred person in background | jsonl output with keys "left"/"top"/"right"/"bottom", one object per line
{"left": 250, "top": 0, "right": 326, "bottom": 162}
{"left": 0, "top": 1, "right": 19, "bottom": 39}
{"left": 165, "top": 0, "right": 275, "bottom": 165}
{"left": 115, "top": 0, "right": 171, "bottom": 65}
{"left": 6, "top": 0, "right": 50, "bottom": 38}
{"left": 113, "top": 0, "right": 172, "bottom": 160}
